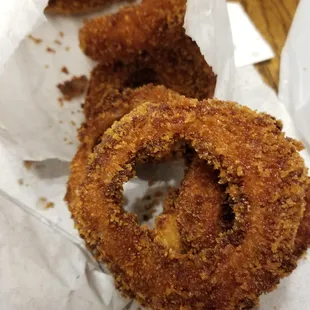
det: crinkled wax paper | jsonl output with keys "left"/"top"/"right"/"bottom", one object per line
{"left": 0, "top": 0, "right": 309, "bottom": 309}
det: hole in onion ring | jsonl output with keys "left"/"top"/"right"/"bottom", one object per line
{"left": 123, "top": 159, "right": 185, "bottom": 228}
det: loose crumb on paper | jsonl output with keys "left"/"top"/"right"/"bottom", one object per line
{"left": 46, "top": 47, "right": 56, "bottom": 54}
{"left": 44, "top": 64, "right": 50, "bottom": 69}
{"left": 28, "top": 35, "right": 42, "bottom": 44}
{"left": 65, "top": 46, "right": 71, "bottom": 52}
{"left": 54, "top": 39, "right": 62, "bottom": 45}
{"left": 61, "top": 66, "right": 69, "bottom": 75}
{"left": 38, "top": 197, "right": 55, "bottom": 209}
{"left": 57, "top": 75, "right": 89, "bottom": 101}
{"left": 71, "top": 121, "right": 76, "bottom": 127}
{"left": 45, "top": 202, "right": 55, "bottom": 209}
{"left": 59, "top": 31, "right": 64, "bottom": 37}
{"left": 17, "top": 178, "right": 24, "bottom": 185}
{"left": 58, "top": 97, "right": 64, "bottom": 107}
{"left": 24, "top": 161, "right": 33, "bottom": 170}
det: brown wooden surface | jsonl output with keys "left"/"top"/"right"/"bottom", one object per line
{"left": 231, "top": 0, "right": 299, "bottom": 91}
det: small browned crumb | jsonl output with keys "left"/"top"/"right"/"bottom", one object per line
{"left": 57, "top": 75, "right": 89, "bottom": 101}
{"left": 54, "top": 39, "right": 62, "bottom": 45}
{"left": 65, "top": 46, "right": 70, "bottom": 52}
{"left": 58, "top": 97, "right": 64, "bottom": 107}
{"left": 155, "top": 191, "right": 163, "bottom": 197}
{"left": 44, "top": 64, "right": 50, "bottom": 69}
{"left": 45, "top": 201, "right": 55, "bottom": 209}
{"left": 71, "top": 111, "right": 75, "bottom": 115}
{"left": 46, "top": 47, "right": 56, "bottom": 54}
{"left": 68, "top": 141, "right": 74, "bottom": 145}
{"left": 71, "top": 121, "right": 76, "bottom": 126}
{"left": 61, "top": 66, "right": 69, "bottom": 74}
{"left": 24, "top": 161, "right": 33, "bottom": 170}
{"left": 59, "top": 31, "right": 64, "bottom": 37}
{"left": 17, "top": 178, "right": 24, "bottom": 185}
{"left": 81, "top": 103, "right": 85, "bottom": 109}
{"left": 64, "top": 137, "right": 68, "bottom": 142}
{"left": 39, "top": 197, "right": 47, "bottom": 203}
{"left": 148, "top": 180, "right": 156, "bottom": 186}
{"left": 59, "top": 120, "right": 63, "bottom": 124}
{"left": 28, "top": 35, "right": 42, "bottom": 44}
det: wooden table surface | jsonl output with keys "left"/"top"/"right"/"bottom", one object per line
{"left": 231, "top": 0, "right": 299, "bottom": 91}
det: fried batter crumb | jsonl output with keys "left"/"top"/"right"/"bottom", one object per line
{"left": 54, "top": 39, "right": 62, "bottom": 45}
{"left": 59, "top": 31, "right": 64, "bottom": 37}
{"left": 24, "top": 161, "right": 33, "bottom": 170}
{"left": 71, "top": 121, "right": 76, "bottom": 126}
{"left": 65, "top": 46, "right": 70, "bottom": 52}
{"left": 61, "top": 66, "right": 69, "bottom": 74}
{"left": 28, "top": 35, "right": 42, "bottom": 44}
{"left": 45, "top": 201, "right": 55, "bottom": 209}
{"left": 57, "top": 75, "right": 88, "bottom": 101}
{"left": 39, "top": 197, "right": 47, "bottom": 203}
{"left": 46, "top": 47, "right": 56, "bottom": 53}
{"left": 58, "top": 97, "right": 64, "bottom": 107}
{"left": 17, "top": 178, "right": 24, "bottom": 185}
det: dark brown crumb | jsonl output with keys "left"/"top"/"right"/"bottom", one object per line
{"left": 155, "top": 191, "right": 163, "bottom": 197}
{"left": 17, "top": 178, "right": 24, "bottom": 185}
{"left": 58, "top": 97, "right": 64, "bottom": 107}
{"left": 24, "top": 161, "right": 33, "bottom": 170}
{"left": 57, "top": 75, "right": 89, "bottom": 101}
{"left": 81, "top": 103, "right": 85, "bottom": 109}
{"left": 59, "top": 31, "right": 64, "bottom": 37}
{"left": 61, "top": 66, "right": 69, "bottom": 75}
{"left": 65, "top": 46, "right": 70, "bottom": 52}
{"left": 46, "top": 47, "right": 56, "bottom": 54}
{"left": 28, "top": 35, "right": 42, "bottom": 44}
{"left": 54, "top": 39, "right": 62, "bottom": 45}
{"left": 44, "top": 64, "right": 50, "bottom": 69}
{"left": 45, "top": 201, "right": 55, "bottom": 209}
{"left": 148, "top": 180, "right": 156, "bottom": 186}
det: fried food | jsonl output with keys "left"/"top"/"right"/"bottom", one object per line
{"left": 85, "top": 56, "right": 216, "bottom": 119}
{"left": 68, "top": 85, "right": 309, "bottom": 309}
{"left": 45, "top": 0, "right": 125, "bottom": 15}
{"left": 79, "top": 0, "right": 206, "bottom": 67}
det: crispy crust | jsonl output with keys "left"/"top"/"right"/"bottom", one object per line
{"left": 69, "top": 85, "right": 309, "bottom": 309}
{"left": 79, "top": 0, "right": 205, "bottom": 66}
{"left": 85, "top": 56, "right": 216, "bottom": 119}
{"left": 45, "top": 0, "right": 125, "bottom": 15}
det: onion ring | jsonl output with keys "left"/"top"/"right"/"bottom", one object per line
{"left": 84, "top": 56, "right": 215, "bottom": 119}
{"left": 79, "top": 0, "right": 201, "bottom": 65}
{"left": 45, "top": 0, "right": 128, "bottom": 15}
{"left": 70, "top": 85, "right": 308, "bottom": 309}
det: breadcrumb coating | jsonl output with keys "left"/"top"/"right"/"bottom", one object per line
{"left": 45, "top": 0, "right": 127, "bottom": 15}
{"left": 68, "top": 85, "right": 308, "bottom": 310}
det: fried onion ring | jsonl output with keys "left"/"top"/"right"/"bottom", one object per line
{"left": 45, "top": 0, "right": 128, "bottom": 15}
{"left": 69, "top": 85, "right": 309, "bottom": 309}
{"left": 79, "top": 0, "right": 200, "bottom": 65}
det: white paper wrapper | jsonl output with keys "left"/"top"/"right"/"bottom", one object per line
{"left": 0, "top": 0, "right": 309, "bottom": 309}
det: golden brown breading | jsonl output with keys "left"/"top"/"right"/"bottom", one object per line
{"left": 68, "top": 85, "right": 308, "bottom": 310}
{"left": 45, "top": 0, "right": 126, "bottom": 15}
{"left": 79, "top": 0, "right": 187, "bottom": 63}
{"left": 85, "top": 56, "right": 215, "bottom": 119}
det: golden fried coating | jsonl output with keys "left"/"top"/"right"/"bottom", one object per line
{"left": 85, "top": 57, "right": 216, "bottom": 119}
{"left": 80, "top": 0, "right": 187, "bottom": 63}
{"left": 45, "top": 0, "right": 126, "bottom": 15}
{"left": 68, "top": 85, "right": 308, "bottom": 310}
